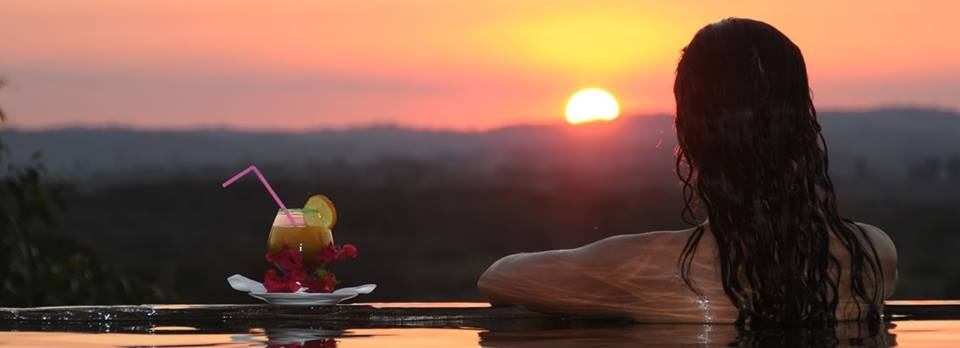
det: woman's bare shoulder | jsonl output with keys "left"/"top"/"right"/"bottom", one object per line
{"left": 851, "top": 222, "right": 897, "bottom": 256}
{"left": 572, "top": 226, "right": 703, "bottom": 262}
{"left": 849, "top": 221, "right": 898, "bottom": 297}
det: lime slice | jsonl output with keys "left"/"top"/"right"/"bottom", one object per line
{"left": 304, "top": 194, "right": 337, "bottom": 229}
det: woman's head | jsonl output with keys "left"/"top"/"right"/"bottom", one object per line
{"left": 675, "top": 18, "right": 816, "bottom": 197}
{"left": 672, "top": 18, "right": 884, "bottom": 328}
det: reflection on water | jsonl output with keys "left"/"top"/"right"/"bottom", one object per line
{"left": 0, "top": 332, "right": 247, "bottom": 347}
{"left": 234, "top": 328, "right": 343, "bottom": 347}
{"left": 479, "top": 321, "right": 897, "bottom": 347}
{"left": 890, "top": 321, "right": 960, "bottom": 347}
{"left": 4, "top": 309, "right": 960, "bottom": 347}
{"left": 0, "top": 322, "right": 944, "bottom": 348}
{"left": 0, "top": 328, "right": 487, "bottom": 348}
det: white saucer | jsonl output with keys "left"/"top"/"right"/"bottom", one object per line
{"left": 248, "top": 292, "right": 358, "bottom": 305}
{"left": 228, "top": 274, "right": 377, "bottom": 306}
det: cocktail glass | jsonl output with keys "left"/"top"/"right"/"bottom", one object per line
{"left": 267, "top": 209, "right": 334, "bottom": 266}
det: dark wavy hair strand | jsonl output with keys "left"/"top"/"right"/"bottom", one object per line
{"left": 673, "top": 18, "right": 886, "bottom": 328}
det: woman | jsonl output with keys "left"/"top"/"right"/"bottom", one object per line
{"left": 477, "top": 18, "right": 897, "bottom": 327}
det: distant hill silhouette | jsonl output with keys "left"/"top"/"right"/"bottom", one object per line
{"left": 5, "top": 108, "right": 958, "bottom": 181}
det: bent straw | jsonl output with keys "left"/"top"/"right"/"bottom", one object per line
{"left": 222, "top": 165, "right": 297, "bottom": 225}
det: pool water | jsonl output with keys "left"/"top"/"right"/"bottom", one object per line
{"left": 1, "top": 302, "right": 959, "bottom": 347}
{"left": 3, "top": 322, "right": 960, "bottom": 347}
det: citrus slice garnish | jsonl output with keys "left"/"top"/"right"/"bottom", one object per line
{"left": 303, "top": 194, "right": 337, "bottom": 229}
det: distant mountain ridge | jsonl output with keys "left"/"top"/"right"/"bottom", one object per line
{"left": 3, "top": 108, "right": 959, "bottom": 181}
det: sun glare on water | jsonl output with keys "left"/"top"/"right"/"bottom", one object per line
{"left": 565, "top": 88, "right": 620, "bottom": 125}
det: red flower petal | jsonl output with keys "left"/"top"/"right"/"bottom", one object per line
{"left": 264, "top": 269, "right": 290, "bottom": 293}
{"left": 264, "top": 268, "right": 307, "bottom": 293}
{"left": 315, "top": 243, "right": 338, "bottom": 264}
{"left": 267, "top": 244, "right": 305, "bottom": 272}
{"left": 338, "top": 244, "right": 358, "bottom": 259}
{"left": 304, "top": 273, "right": 340, "bottom": 293}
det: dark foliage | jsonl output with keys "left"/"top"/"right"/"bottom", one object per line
{"left": 30, "top": 156, "right": 957, "bottom": 304}
{"left": 0, "top": 82, "right": 165, "bottom": 306}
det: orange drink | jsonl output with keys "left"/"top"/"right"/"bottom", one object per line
{"left": 267, "top": 209, "right": 334, "bottom": 263}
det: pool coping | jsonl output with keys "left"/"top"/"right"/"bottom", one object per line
{"left": 0, "top": 301, "right": 955, "bottom": 331}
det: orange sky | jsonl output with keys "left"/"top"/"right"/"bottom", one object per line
{"left": 1, "top": 1, "right": 958, "bottom": 130}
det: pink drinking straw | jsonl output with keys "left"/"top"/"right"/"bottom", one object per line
{"left": 221, "top": 165, "right": 297, "bottom": 225}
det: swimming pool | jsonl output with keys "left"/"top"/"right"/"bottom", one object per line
{"left": 1, "top": 301, "right": 957, "bottom": 347}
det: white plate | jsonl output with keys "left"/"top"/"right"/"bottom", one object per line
{"left": 227, "top": 275, "right": 376, "bottom": 305}
{"left": 248, "top": 291, "right": 358, "bottom": 305}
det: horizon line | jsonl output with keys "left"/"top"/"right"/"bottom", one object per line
{"left": 2, "top": 105, "right": 957, "bottom": 134}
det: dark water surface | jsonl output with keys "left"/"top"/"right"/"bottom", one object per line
{"left": 1, "top": 302, "right": 959, "bottom": 347}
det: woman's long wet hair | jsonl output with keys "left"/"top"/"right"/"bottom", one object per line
{"left": 673, "top": 18, "right": 885, "bottom": 328}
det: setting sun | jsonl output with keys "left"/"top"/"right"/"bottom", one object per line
{"left": 565, "top": 88, "right": 621, "bottom": 124}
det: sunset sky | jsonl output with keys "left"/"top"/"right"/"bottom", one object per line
{"left": 1, "top": 1, "right": 957, "bottom": 131}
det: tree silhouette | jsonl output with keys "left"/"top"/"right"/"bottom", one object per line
{"left": 906, "top": 157, "right": 942, "bottom": 183}
{"left": 854, "top": 157, "right": 870, "bottom": 180}
{"left": 947, "top": 154, "right": 960, "bottom": 182}
{"left": 0, "top": 79, "right": 166, "bottom": 305}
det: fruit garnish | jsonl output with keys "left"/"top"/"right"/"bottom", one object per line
{"left": 303, "top": 194, "right": 337, "bottom": 229}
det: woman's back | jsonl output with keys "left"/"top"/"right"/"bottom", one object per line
{"left": 478, "top": 221, "right": 896, "bottom": 323}
{"left": 652, "top": 221, "right": 896, "bottom": 322}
